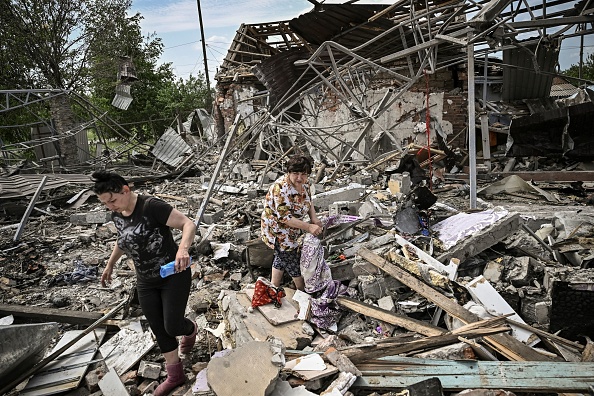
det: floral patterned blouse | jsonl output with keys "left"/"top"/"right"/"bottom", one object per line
{"left": 261, "top": 174, "right": 312, "bottom": 251}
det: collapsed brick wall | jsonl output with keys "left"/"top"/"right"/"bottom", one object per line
{"left": 442, "top": 94, "right": 467, "bottom": 149}
{"left": 214, "top": 66, "right": 470, "bottom": 152}
{"left": 214, "top": 83, "right": 240, "bottom": 135}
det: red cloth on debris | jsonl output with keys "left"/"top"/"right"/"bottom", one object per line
{"left": 251, "top": 277, "right": 286, "bottom": 308}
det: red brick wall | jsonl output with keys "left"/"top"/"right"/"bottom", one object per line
{"left": 442, "top": 93, "right": 468, "bottom": 149}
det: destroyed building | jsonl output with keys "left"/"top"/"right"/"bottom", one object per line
{"left": 2, "top": 1, "right": 594, "bottom": 395}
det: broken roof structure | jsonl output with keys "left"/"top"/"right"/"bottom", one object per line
{"left": 213, "top": 0, "right": 594, "bottom": 207}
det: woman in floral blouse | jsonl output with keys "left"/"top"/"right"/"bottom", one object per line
{"left": 261, "top": 155, "right": 323, "bottom": 290}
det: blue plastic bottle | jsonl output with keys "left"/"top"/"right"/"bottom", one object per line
{"left": 160, "top": 258, "right": 192, "bottom": 278}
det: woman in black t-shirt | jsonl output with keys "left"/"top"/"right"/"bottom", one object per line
{"left": 92, "top": 170, "right": 197, "bottom": 396}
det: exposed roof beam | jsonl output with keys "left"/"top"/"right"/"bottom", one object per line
{"left": 507, "top": 15, "right": 594, "bottom": 29}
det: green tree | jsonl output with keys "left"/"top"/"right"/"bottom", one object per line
{"left": 0, "top": 0, "right": 144, "bottom": 165}
{"left": 0, "top": 0, "right": 211, "bottom": 164}
{"left": 562, "top": 52, "right": 594, "bottom": 85}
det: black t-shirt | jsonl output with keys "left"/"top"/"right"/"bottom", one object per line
{"left": 112, "top": 195, "right": 176, "bottom": 280}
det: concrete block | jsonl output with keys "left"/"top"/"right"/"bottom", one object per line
{"left": 352, "top": 173, "right": 372, "bottom": 186}
{"left": 312, "top": 184, "right": 365, "bottom": 209}
{"left": 328, "top": 201, "right": 363, "bottom": 216}
{"left": 85, "top": 370, "right": 101, "bottom": 392}
{"left": 377, "top": 295, "right": 395, "bottom": 312}
{"left": 265, "top": 171, "right": 279, "bottom": 183}
{"left": 187, "top": 194, "right": 202, "bottom": 210}
{"left": 69, "top": 213, "right": 87, "bottom": 225}
{"left": 138, "top": 380, "right": 158, "bottom": 394}
{"left": 86, "top": 211, "right": 112, "bottom": 224}
{"left": 203, "top": 209, "right": 224, "bottom": 224}
{"left": 137, "top": 360, "right": 161, "bottom": 380}
{"left": 358, "top": 275, "right": 385, "bottom": 300}
{"left": 236, "top": 163, "right": 252, "bottom": 179}
{"left": 508, "top": 256, "right": 532, "bottom": 287}
{"left": 370, "top": 170, "right": 380, "bottom": 182}
{"left": 207, "top": 341, "right": 280, "bottom": 396}
{"left": 234, "top": 227, "right": 251, "bottom": 243}
{"left": 534, "top": 301, "right": 551, "bottom": 324}
{"left": 352, "top": 260, "right": 380, "bottom": 277}
{"left": 483, "top": 260, "right": 504, "bottom": 283}
{"left": 119, "top": 370, "right": 137, "bottom": 385}
{"left": 70, "top": 211, "right": 111, "bottom": 225}
{"left": 388, "top": 172, "right": 411, "bottom": 195}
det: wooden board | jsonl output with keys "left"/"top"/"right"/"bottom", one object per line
{"left": 99, "top": 327, "right": 155, "bottom": 375}
{"left": 354, "top": 356, "right": 594, "bottom": 392}
{"left": 21, "top": 328, "right": 106, "bottom": 395}
{"left": 244, "top": 287, "right": 299, "bottom": 326}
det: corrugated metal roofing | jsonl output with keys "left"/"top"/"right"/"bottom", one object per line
{"left": 502, "top": 39, "right": 560, "bottom": 101}
{"left": 151, "top": 127, "right": 192, "bottom": 167}
{"left": 0, "top": 174, "right": 92, "bottom": 199}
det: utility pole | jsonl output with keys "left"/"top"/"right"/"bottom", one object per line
{"left": 197, "top": 0, "right": 212, "bottom": 111}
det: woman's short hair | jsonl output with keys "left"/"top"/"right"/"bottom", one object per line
{"left": 91, "top": 170, "right": 128, "bottom": 195}
{"left": 286, "top": 155, "right": 312, "bottom": 174}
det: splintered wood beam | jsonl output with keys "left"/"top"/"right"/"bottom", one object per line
{"left": 357, "top": 247, "right": 555, "bottom": 362}
{"left": 337, "top": 296, "right": 445, "bottom": 337}
{"left": 340, "top": 326, "right": 509, "bottom": 364}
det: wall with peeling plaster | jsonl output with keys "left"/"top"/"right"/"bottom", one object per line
{"left": 298, "top": 89, "right": 452, "bottom": 160}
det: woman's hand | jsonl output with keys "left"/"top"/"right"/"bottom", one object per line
{"left": 101, "top": 265, "right": 113, "bottom": 287}
{"left": 308, "top": 223, "right": 323, "bottom": 237}
{"left": 175, "top": 248, "right": 191, "bottom": 272}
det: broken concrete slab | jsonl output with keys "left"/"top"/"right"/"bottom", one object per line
{"left": 220, "top": 290, "right": 313, "bottom": 350}
{"left": 206, "top": 341, "right": 280, "bottom": 396}
{"left": 312, "top": 184, "right": 366, "bottom": 210}
{"left": 435, "top": 210, "right": 520, "bottom": 264}
{"left": 69, "top": 211, "right": 111, "bottom": 225}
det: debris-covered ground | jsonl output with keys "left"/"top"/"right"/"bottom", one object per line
{"left": 3, "top": 146, "right": 594, "bottom": 396}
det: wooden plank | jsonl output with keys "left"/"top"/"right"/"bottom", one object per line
{"left": 336, "top": 296, "right": 445, "bottom": 337}
{"left": 340, "top": 327, "right": 509, "bottom": 364}
{"left": 245, "top": 288, "right": 299, "bottom": 326}
{"left": 99, "top": 327, "right": 155, "bottom": 375}
{"left": 357, "top": 247, "right": 554, "bottom": 362}
{"left": 14, "top": 176, "right": 47, "bottom": 242}
{"left": 0, "top": 304, "right": 122, "bottom": 327}
{"left": 353, "top": 356, "right": 594, "bottom": 392}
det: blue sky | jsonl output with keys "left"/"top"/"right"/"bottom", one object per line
{"left": 131, "top": 0, "right": 592, "bottom": 81}
{"left": 131, "top": 0, "right": 314, "bottom": 79}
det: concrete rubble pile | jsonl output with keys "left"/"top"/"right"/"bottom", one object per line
{"left": 2, "top": 144, "right": 594, "bottom": 396}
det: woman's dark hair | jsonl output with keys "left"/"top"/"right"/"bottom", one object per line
{"left": 286, "top": 155, "right": 312, "bottom": 174}
{"left": 91, "top": 170, "right": 128, "bottom": 195}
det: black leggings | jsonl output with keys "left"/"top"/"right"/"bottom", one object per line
{"left": 137, "top": 269, "right": 194, "bottom": 353}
